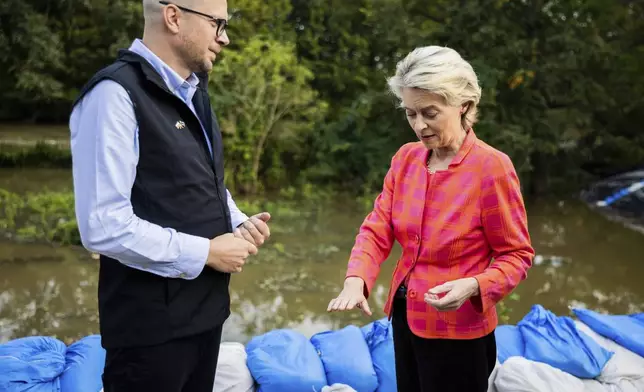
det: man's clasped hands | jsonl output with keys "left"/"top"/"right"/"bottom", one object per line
{"left": 206, "top": 212, "right": 271, "bottom": 274}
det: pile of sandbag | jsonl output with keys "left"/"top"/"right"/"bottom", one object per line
{"left": 0, "top": 336, "right": 258, "bottom": 392}
{"left": 490, "top": 305, "right": 644, "bottom": 392}
{"left": 0, "top": 335, "right": 105, "bottom": 392}
{"left": 245, "top": 318, "right": 395, "bottom": 392}
{"left": 3, "top": 304, "right": 644, "bottom": 392}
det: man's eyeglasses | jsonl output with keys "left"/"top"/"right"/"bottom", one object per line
{"left": 158, "top": 1, "right": 228, "bottom": 37}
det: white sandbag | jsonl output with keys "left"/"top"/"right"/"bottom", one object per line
{"left": 494, "top": 356, "right": 586, "bottom": 392}
{"left": 213, "top": 342, "right": 255, "bottom": 392}
{"left": 574, "top": 321, "right": 644, "bottom": 392}
{"left": 320, "top": 384, "right": 358, "bottom": 392}
{"left": 487, "top": 359, "right": 501, "bottom": 392}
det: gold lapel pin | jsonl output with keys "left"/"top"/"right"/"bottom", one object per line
{"left": 175, "top": 121, "right": 186, "bottom": 129}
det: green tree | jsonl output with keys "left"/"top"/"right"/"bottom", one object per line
{"left": 432, "top": 0, "right": 622, "bottom": 194}
{"left": 209, "top": 36, "right": 327, "bottom": 194}
{"left": 0, "top": 0, "right": 142, "bottom": 122}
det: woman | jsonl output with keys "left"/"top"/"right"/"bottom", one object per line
{"left": 327, "top": 46, "right": 535, "bottom": 392}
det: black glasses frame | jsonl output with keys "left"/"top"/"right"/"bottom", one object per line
{"left": 158, "top": 1, "right": 228, "bottom": 37}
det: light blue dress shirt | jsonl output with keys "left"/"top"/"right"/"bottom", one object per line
{"left": 69, "top": 39, "right": 248, "bottom": 280}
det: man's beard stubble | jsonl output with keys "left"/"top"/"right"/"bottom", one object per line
{"left": 179, "top": 35, "right": 212, "bottom": 75}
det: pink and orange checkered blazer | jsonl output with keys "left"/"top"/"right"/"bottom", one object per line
{"left": 346, "top": 129, "right": 535, "bottom": 339}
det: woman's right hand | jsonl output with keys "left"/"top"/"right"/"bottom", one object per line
{"left": 327, "top": 277, "right": 372, "bottom": 316}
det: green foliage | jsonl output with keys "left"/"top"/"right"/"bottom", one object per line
{"left": 0, "top": 0, "right": 142, "bottom": 122}
{"left": 0, "top": 142, "right": 71, "bottom": 168}
{"left": 2, "top": 0, "right": 643, "bottom": 196}
{"left": 498, "top": 292, "right": 521, "bottom": 324}
{"left": 0, "top": 186, "right": 335, "bottom": 246}
{"left": 210, "top": 36, "right": 327, "bottom": 194}
{"left": 0, "top": 189, "right": 80, "bottom": 245}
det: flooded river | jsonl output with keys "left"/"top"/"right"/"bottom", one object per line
{"left": 1, "top": 167, "right": 643, "bottom": 345}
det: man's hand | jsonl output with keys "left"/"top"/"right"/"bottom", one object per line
{"left": 424, "top": 277, "right": 480, "bottom": 311}
{"left": 233, "top": 212, "right": 271, "bottom": 247}
{"left": 206, "top": 233, "right": 258, "bottom": 273}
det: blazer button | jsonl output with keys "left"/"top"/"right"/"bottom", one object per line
{"left": 408, "top": 289, "right": 417, "bottom": 299}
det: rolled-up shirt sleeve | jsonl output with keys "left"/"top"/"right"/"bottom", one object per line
{"left": 70, "top": 80, "right": 209, "bottom": 280}
{"left": 472, "top": 154, "right": 535, "bottom": 313}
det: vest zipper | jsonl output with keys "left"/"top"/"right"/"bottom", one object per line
{"left": 152, "top": 81, "right": 233, "bottom": 233}
{"left": 199, "top": 89, "right": 233, "bottom": 232}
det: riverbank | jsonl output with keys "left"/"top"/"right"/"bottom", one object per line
{"left": 0, "top": 186, "right": 363, "bottom": 246}
{"left": 0, "top": 143, "right": 70, "bottom": 168}
{"left": 0, "top": 124, "right": 70, "bottom": 168}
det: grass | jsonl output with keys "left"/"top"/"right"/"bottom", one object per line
{"left": 0, "top": 124, "right": 70, "bottom": 149}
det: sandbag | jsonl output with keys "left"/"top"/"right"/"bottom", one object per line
{"left": 574, "top": 321, "right": 644, "bottom": 392}
{"left": 573, "top": 308, "right": 644, "bottom": 358}
{"left": 493, "top": 356, "right": 585, "bottom": 392}
{"left": 487, "top": 359, "right": 501, "bottom": 392}
{"left": 59, "top": 335, "right": 105, "bottom": 392}
{"left": 311, "top": 325, "right": 378, "bottom": 392}
{"left": 632, "top": 314, "right": 644, "bottom": 323}
{"left": 0, "top": 336, "right": 67, "bottom": 392}
{"left": 321, "top": 384, "right": 358, "bottom": 392}
{"left": 246, "top": 329, "right": 327, "bottom": 392}
{"left": 213, "top": 342, "right": 255, "bottom": 392}
{"left": 494, "top": 325, "right": 525, "bottom": 363}
{"left": 517, "top": 305, "right": 613, "bottom": 378}
{"left": 362, "top": 318, "right": 396, "bottom": 392}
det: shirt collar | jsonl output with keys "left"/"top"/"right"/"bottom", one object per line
{"left": 128, "top": 39, "right": 200, "bottom": 95}
{"left": 450, "top": 128, "right": 477, "bottom": 167}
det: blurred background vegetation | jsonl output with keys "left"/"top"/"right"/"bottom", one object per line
{"left": 1, "top": 0, "right": 642, "bottom": 198}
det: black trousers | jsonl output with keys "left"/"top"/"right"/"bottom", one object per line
{"left": 102, "top": 326, "right": 223, "bottom": 392}
{"left": 391, "top": 297, "right": 496, "bottom": 392}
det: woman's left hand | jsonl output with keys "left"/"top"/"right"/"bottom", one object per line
{"left": 424, "top": 277, "right": 480, "bottom": 311}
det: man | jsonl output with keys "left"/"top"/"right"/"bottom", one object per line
{"left": 69, "top": 0, "right": 269, "bottom": 390}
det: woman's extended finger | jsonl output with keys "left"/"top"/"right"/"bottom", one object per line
{"left": 331, "top": 297, "right": 345, "bottom": 311}
{"left": 328, "top": 297, "right": 346, "bottom": 311}
{"left": 338, "top": 297, "right": 352, "bottom": 311}
{"left": 358, "top": 300, "right": 372, "bottom": 316}
{"left": 345, "top": 298, "right": 358, "bottom": 310}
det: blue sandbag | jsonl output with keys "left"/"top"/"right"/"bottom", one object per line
{"left": 246, "top": 329, "right": 327, "bottom": 392}
{"left": 518, "top": 305, "right": 613, "bottom": 378}
{"left": 495, "top": 325, "right": 525, "bottom": 363}
{"left": 0, "top": 336, "right": 67, "bottom": 392}
{"left": 60, "top": 335, "right": 106, "bottom": 392}
{"left": 311, "top": 325, "right": 378, "bottom": 392}
{"left": 573, "top": 308, "right": 644, "bottom": 357}
{"left": 362, "top": 318, "right": 396, "bottom": 392}
{"left": 361, "top": 322, "right": 373, "bottom": 338}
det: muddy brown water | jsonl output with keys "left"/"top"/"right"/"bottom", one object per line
{"left": 1, "top": 168, "right": 643, "bottom": 344}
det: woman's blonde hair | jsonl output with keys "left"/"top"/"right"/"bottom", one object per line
{"left": 387, "top": 46, "right": 482, "bottom": 129}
